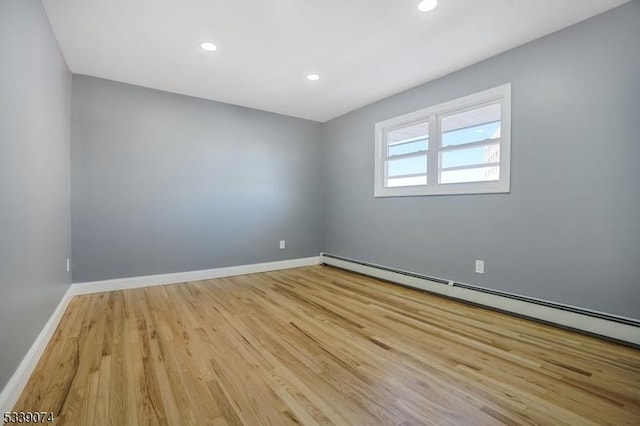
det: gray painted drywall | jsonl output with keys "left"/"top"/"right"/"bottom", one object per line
{"left": 320, "top": 2, "right": 640, "bottom": 319}
{"left": 0, "top": 0, "right": 72, "bottom": 390}
{"left": 71, "top": 76, "right": 322, "bottom": 282}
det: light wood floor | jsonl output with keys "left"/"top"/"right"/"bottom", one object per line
{"left": 14, "top": 265, "right": 640, "bottom": 425}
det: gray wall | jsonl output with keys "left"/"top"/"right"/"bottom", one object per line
{"left": 320, "top": 2, "right": 640, "bottom": 319}
{"left": 71, "top": 76, "right": 322, "bottom": 282}
{"left": 0, "top": 0, "right": 72, "bottom": 390}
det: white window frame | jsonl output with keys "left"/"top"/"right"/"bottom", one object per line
{"left": 374, "top": 83, "right": 511, "bottom": 197}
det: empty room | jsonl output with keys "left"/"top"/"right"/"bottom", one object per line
{"left": 1, "top": 0, "right": 639, "bottom": 424}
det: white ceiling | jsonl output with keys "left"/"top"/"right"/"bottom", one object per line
{"left": 42, "top": 0, "right": 629, "bottom": 122}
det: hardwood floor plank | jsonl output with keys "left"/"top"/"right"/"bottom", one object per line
{"left": 13, "top": 265, "right": 640, "bottom": 425}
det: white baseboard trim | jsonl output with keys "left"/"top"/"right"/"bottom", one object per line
{"left": 71, "top": 256, "right": 320, "bottom": 295}
{"left": 320, "top": 253, "right": 640, "bottom": 346}
{"left": 0, "top": 256, "right": 320, "bottom": 412}
{"left": 0, "top": 285, "right": 75, "bottom": 413}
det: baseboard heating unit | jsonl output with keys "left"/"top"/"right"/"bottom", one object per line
{"left": 320, "top": 253, "right": 640, "bottom": 347}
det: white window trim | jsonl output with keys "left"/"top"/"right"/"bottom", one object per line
{"left": 374, "top": 83, "right": 511, "bottom": 197}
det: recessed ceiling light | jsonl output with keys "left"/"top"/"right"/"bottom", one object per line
{"left": 307, "top": 73, "right": 320, "bottom": 81}
{"left": 200, "top": 42, "right": 217, "bottom": 52}
{"left": 418, "top": 0, "right": 438, "bottom": 12}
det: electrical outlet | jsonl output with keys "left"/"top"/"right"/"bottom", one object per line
{"left": 66, "top": 258, "right": 71, "bottom": 272}
{"left": 475, "top": 260, "right": 484, "bottom": 274}
{"left": 279, "top": 240, "right": 286, "bottom": 249}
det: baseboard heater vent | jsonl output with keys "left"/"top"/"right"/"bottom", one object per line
{"left": 320, "top": 252, "right": 640, "bottom": 346}
{"left": 322, "top": 253, "right": 451, "bottom": 285}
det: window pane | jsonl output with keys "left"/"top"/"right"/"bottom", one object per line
{"left": 388, "top": 138, "right": 428, "bottom": 157}
{"left": 441, "top": 103, "right": 501, "bottom": 147}
{"left": 440, "top": 166, "right": 500, "bottom": 184}
{"left": 387, "top": 156, "right": 427, "bottom": 177}
{"left": 386, "top": 122, "right": 429, "bottom": 145}
{"left": 386, "top": 176, "right": 427, "bottom": 188}
{"left": 441, "top": 144, "right": 500, "bottom": 169}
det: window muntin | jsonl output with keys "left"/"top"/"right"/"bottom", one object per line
{"left": 441, "top": 103, "right": 501, "bottom": 146}
{"left": 388, "top": 138, "right": 427, "bottom": 157}
{"left": 440, "top": 144, "right": 500, "bottom": 169}
{"left": 374, "top": 84, "right": 510, "bottom": 197}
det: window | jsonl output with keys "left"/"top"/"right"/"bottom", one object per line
{"left": 374, "top": 84, "right": 511, "bottom": 197}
